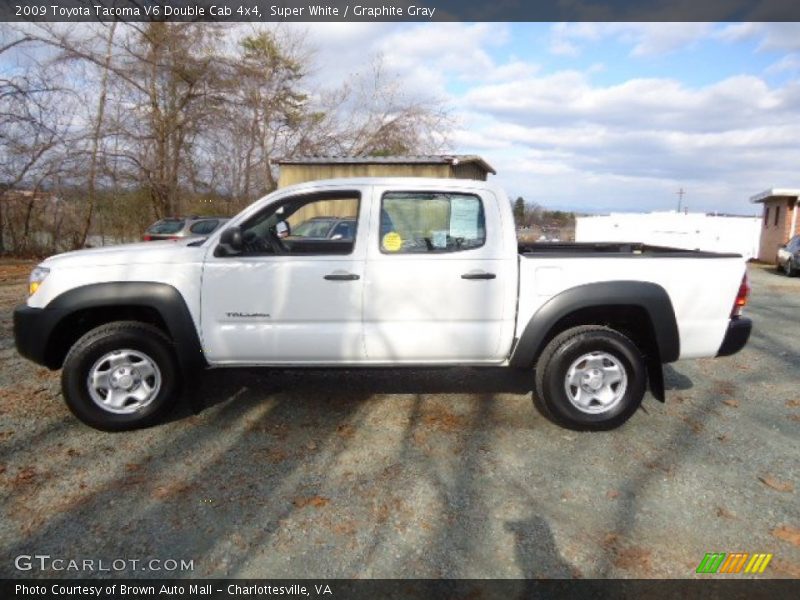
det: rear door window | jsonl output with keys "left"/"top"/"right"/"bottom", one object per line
{"left": 380, "top": 192, "right": 485, "bottom": 253}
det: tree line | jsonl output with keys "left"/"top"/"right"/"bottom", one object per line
{"left": 0, "top": 22, "right": 450, "bottom": 255}
{"left": 512, "top": 196, "right": 575, "bottom": 228}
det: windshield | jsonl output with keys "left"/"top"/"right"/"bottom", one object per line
{"left": 147, "top": 219, "right": 185, "bottom": 234}
{"left": 292, "top": 219, "right": 335, "bottom": 238}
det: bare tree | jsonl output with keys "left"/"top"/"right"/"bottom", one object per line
{"left": 0, "top": 23, "right": 455, "bottom": 256}
{"left": 115, "top": 23, "right": 227, "bottom": 217}
{"left": 79, "top": 21, "right": 117, "bottom": 247}
{"left": 207, "top": 36, "right": 452, "bottom": 203}
{"left": 204, "top": 29, "right": 312, "bottom": 203}
{"left": 34, "top": 22, "right": 229, "bottom": 218}
{"left": 0, "top": 26, "right": 73, "bottom": 254}
{"left": 325, "top": 56, "right": 451, "bottom": 157}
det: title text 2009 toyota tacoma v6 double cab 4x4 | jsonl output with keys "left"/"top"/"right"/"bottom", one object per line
{"left": 14, "top": 178, "right": 752, "bottom": 431}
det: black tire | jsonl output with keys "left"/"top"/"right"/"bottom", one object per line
{"left": 61, "top": 321, "right": 180, "bottom": 431}
{"left": 533, "top": 325, "right": 647, "bottom": 431}
{"left": 784, "top": 260, "right": 795, "bottom": 277}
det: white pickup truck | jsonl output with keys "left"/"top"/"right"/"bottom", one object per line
{"left": 14, "top": 178, "right": 752, "bottom": 431}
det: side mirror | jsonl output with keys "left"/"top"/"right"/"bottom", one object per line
{"left": 217, "top": 226, "right": 242, "bottom": 255}
{"left": 331, "top": 234, "right": 343, "bottom": 241}
{"left": 275, "top": 220, "right": 290, "bottom": 238}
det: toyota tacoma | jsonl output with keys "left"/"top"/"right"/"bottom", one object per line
{"left": 14, "top": 178, "right": 752, "bottom": 431}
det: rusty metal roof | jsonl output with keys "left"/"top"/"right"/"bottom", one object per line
{"left": 275, "top": 154, "right": 496, "bottom": 175}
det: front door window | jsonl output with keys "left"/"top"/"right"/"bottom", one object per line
{"left": 239, "top": 192, "right": 360, "bottom": 256}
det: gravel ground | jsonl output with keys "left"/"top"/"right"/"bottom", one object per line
{"left": 0, "top": 260, "right": 798, "bottom": 579}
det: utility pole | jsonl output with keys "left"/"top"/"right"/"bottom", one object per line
{"left": 676, "top": 188, "right": 685, "bottom": 212}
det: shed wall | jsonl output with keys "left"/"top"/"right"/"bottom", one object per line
{"left": 278, "top": 164, "right": 452, "bottom": 188}
{"left": 452, "top": 162, "right": 488, "bottom": 181}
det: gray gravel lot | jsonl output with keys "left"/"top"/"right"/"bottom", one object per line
{"left": 0, "top": 261, "right": 798, "bottom": 579}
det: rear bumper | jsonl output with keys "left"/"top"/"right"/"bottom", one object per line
{"left": 13, "top": 304, "right": 61, "bottom": 368}
{"left": 716, "top": 317, "right": 752, "bottom": 357}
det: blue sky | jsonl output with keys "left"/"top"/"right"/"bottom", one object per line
{"left": 301, "top": 22, "right": 800, "bottom": 215}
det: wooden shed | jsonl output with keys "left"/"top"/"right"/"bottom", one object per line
{"left": 275, "top": 155, "right": 496, "bottom": 188}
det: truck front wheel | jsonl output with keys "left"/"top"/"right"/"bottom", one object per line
{"left": 534, "top": 325, "right": 647, "bottom": 430}
{"left": 61, "top": 321, "right": 180, "bottom": 431}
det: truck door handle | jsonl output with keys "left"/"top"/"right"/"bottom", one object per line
{"left": 324, "top": 272, "right": 360, "bottom": 281}
{"left": 461, "top": 271, "right": 496, "bottom": 280}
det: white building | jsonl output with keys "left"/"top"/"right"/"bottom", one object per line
{"left": 575, "top": 211, "right": 762, "bottom": 260}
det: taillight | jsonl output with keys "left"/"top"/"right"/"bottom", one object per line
{"left": 142, "top": 234, "right": 152, "bottom": 241}
{"left": 731, "top": 273, "right": 750, "bottom": 318}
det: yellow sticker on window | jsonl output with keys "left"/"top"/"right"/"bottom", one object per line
{"left": 382, "top": 231, "right": 402, "bottom": 252}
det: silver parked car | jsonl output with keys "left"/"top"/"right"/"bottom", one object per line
{"left": 288, "top": 216, "right": 357, "bottom": 241}
{"left": 777, "top": 234, "right": 800, "bottom": 277}
{"left": 143, "top": 216, "right": 229, "bottom": 241}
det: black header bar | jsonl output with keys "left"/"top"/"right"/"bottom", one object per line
{"left": 3, "top": 0, "right": 800, "bottom": 23}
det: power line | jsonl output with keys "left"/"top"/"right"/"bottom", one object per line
{"left": 676, "top": 188, "right": 685, "bottom": 212}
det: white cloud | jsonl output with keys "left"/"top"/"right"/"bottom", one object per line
{"left": 464, "top": 73, "right": 797, "bottom": 132}
{"left": 767, "top": 52, "right": 800, "bottom": 74}
{"left": 716, "top": 22, "right": 800, "bottom": 51}
{"left": 289, "top": 22, "right": 510, "bottom": 98}
{"left": 457, "top": 70, "right": 800, "bottom": 213}
{"left": 485, "top": 59, "right": 541, "bottom": 82}
{"left": 548, "top": 22, "right": 714, "bottom": 58}
{"left": 548, "top": 22, "right": 800, "bottom": 59}
{"left": 449, "top": 128, "right": 512, "bottom": 151}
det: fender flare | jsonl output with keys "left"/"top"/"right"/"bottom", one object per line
{"left": 509, "top": 280, "right": 680, "bottom": 370}
{"left": 46, "top": 282, "right": 206, "bottom": 374}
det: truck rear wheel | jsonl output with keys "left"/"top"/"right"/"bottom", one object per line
{"left": 61, "top": 321, "right": 180, "bottom": 431}
{"left": 534, "top": 325, "right": 646, "bottom": 430}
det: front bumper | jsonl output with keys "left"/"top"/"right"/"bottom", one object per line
{"left": 13, "top": 304, "right": 63, "bottom": 368}
{"left": 716, "top": 317, "right": 752, "bottom": 357}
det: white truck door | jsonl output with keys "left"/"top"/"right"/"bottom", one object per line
{"left": 363, "top": 185, "right": 515, "bottom": 363}
{"left": 200, "top": 188, "right": 368, "bottom": 364}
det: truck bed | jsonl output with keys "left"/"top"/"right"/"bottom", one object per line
{"left": 515, "top": 243, "right": 747, "bottom": 360}
{"left": 518, "top": 241, "right": 742, "bottom": 259}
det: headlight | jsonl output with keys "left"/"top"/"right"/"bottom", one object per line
{"left": 29, "top": 266, "right": 50, "bottom": 296}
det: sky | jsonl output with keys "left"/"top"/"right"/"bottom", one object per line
{"left": 292, "top": 22, "right": 800, "bottom": 215}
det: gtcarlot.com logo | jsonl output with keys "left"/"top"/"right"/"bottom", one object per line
{"left": 14, "top": 554, "right": 194, "bottom": 573}
{"left": 696, "top": 552, "right": 773, "bottom": 574}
